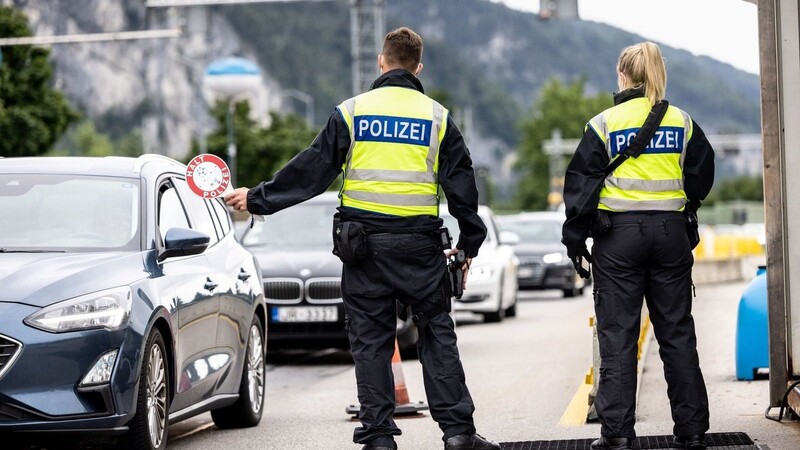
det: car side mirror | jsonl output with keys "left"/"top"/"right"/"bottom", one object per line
{"left": 499, "top": 230, "right": 520, "bottom": 246}
{"left": 158, "top": 228, "right": 210, "bottom": 262}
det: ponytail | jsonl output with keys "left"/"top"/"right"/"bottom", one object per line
{"left": 617, "top": 41, "right": 667, "bottom": 106}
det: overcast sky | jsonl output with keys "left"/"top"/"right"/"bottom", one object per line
{"left": 492, "top": 0, "right": 760, "bottom": 74}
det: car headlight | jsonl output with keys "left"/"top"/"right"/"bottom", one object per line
{"left": 542, "top": 252, "right": 564, "bottom": 264}
{"left": 468, "top": 266, "right": 494, "bottom": 282}
{"left": 25, "top": 287, "right": 133, "bottom": 333}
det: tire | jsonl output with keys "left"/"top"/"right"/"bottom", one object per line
{"left": 211, "top": 315, "right": 265, "bottom": 428}
{"left": 563, "top": 287, "right": 578, "bottom": 298}
{"left": 121, "top": 329, "right": 169, "bottom": 450}
{"left": 505, "top": 299, "right": 517, "bottom": 318}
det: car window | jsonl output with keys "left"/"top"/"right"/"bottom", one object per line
{"left": 242, "top": 201, "right": 337, "bottom": 249}
{"left": 172, "top": 178, "right": 220, "bottom": 245}
{"left": 499, "top": 218, "right": 562, "bottom": 243}
{"left": 208, "top": 197, "right": 232, "bottom": 236}
{"left": 0, "top": 174, "right": 140, "bottom": 251}
{"left": 158, "top": 183, "right": 190, "bottom": 243}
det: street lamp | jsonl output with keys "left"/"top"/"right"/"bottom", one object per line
{"left": 282, "top": 88, "right": 314, "bottom": 128}
{"left": 203, "top": 57, "right": 262, "bottom": 188}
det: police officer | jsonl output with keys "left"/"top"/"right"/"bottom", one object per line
{"left": 561, "top": 42, "right": 715, "bottom": 450}
{"left": 225, "top": 27, "right": 499, "bottom": 450}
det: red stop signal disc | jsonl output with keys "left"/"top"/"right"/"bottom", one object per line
{"left": 185, "top": 154, "right": 231, "bottom": 198}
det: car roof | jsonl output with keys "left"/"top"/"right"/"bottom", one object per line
{"left": 0, "top": 155, "right": 185, "bottom": 178}
{"left": 498, "top": 211, "right": 565, "bottom": 223}
{"left": 305, "top": 191, "right": 341, "bottom": 204}
{"left": 440, "top": 204, "right": 492, "bottom": 216}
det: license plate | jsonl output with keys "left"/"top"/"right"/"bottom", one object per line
{"left": 272, "top": 306, "right": 338, "bottom": 323}
{"left": 518, "top": 267, "right": 536, "bottom": 278}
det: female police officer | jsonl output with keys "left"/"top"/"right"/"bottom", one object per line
{"left": 561, "top": 42, "right": 715, "bottom": 450}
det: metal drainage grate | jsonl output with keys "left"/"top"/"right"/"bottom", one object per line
{"left": 501, "top": 432, "right": 757, "bottom": 450}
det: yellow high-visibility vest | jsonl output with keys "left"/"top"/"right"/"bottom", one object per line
{"left": 587, "top": 97, "right": 692, "bottom": 212}
{"left": 336, "top": 86, "right": 448, "bottom": 217}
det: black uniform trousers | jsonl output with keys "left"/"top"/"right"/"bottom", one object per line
{"left": 591, "top": 211, "right": 709, "bottom": 440}
{"left": 342, "top": 232, "right": 476, "bottom": 446}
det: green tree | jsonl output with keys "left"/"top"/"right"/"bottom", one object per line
{"left": 50, "top": 121, "right": 112, "bottom": 156}
{"left": 704, "top": 175, "right": 763, "bottom": 206}
{"left": 0, "top": 6, "right": 79, "bottom": 156}
{"left": 514, "top": 77, "right": 612, "bottom": 210}
{"left": 195, "top": 100, "right": 318, "bottom": 189}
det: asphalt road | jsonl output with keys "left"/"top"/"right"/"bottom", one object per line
{"left": 165, "top": 288, "right": 599, "bottom": 450}
{"left": 164, "top": 280, "right": 800, "bottom": 450}
{"left": 15, "top": 281, "right": 800, "bottom": 449}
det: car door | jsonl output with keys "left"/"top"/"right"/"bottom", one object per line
{"left": 155, "top": 178, "right": 221, "bottom": 412}
{"left": 205, "top": 196, "right": 260, "bottom": 359}
{"left": 173, "top": 180, "right": 257, "bottom": 395}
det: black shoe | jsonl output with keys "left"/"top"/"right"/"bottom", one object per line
{"left": 444, "top": 432, "right": 501, "bottom": 450}
{"left": 673, "top": 434, "right": 706, "bottom": 449}
{"left": 361, "top": 445, "right": 396, "bottom": 450}
{"left": 590, "top": 436, "right": 632, "bottom": 450}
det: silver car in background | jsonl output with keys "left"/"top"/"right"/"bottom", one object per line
{"left": 441, "top": 205, "right": 519, "bottom": 323}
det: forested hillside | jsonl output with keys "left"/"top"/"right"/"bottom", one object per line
{"left": 223, "top": 0, "right": 761, "bottom": 149}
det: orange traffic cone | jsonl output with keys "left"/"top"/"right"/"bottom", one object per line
{"left": 346, "top": 338, "right": 428, "bottom": 418}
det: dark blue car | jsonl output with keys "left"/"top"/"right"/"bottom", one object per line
{"left": 0, "top": 155, "right": 266, "bottom": 450}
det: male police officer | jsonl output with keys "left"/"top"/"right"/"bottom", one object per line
{"left": 225, "top": 27, "right": 499, "bottom": 450}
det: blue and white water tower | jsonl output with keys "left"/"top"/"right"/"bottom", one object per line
{"left": 204, "top": 57, "right": 263, "bottom": 188}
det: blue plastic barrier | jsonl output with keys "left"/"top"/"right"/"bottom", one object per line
{"left": 735, "top": 266, "right": 769, "bottom": 380}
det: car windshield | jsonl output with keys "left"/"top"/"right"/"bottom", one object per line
{"left": 499, "top": 217, "right": 562, "bottom": 243}
{"left": 0, "top": 174, "right": 140, "bottom": 251}
{"left": 242, "top": 201, "right": 337, "bottom": 249}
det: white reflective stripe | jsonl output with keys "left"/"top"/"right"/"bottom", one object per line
{"left": 344, "top": 190, "right": 439, "bottom": 207}
{"left": 428, "top": 102, "right": 444, "bottom": 174}
{"left": 348, "top": 168, "right": 437, "bottom": 183}
{"left": 599, "top": 197, "right": 686, "bottom": 211}
{"left": 342, "top": 98, "right": 357, "bottom": 175}
{"left": 589, "top": 112, "right": 609, "bottom": 151}
{"left": 679, "top": 109, "right": 691, "bottom": 169}
{"left": 605, "top": 176, "right": 684, "bottom": 192}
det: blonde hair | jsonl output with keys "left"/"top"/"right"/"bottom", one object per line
{"left": 617, "top": 41, "right": 667, "bottom": 106}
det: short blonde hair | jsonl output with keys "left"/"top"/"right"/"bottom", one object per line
{"left": 617, "top": 41, "right": 667, "bottom": 106}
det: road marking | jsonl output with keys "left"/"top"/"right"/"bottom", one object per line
{"left": 559, "top": 314, "right": 654, "bottom": 427}
{"left": 558, "top": 381, "right": 593, "bottom": 427}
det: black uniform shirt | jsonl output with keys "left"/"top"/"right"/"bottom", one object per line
{"left": 246, "top": 69, "right": 487, "bottom": 258}
{"left": 561, "top": 88, "right": 716, "bottom": 248}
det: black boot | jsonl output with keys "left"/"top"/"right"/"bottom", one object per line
{"left": 673, "top": 435, "right": 706, "bottom": 449}
{"left": 444, "top": 432, "right": 501, "bottom": 450}
{"left": 590, "top": 436, "right": 632, "bottom": 450}
{"left": 362, "top": 440, "right": 397, "bottom": 450}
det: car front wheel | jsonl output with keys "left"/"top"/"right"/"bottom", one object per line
{"left": 211, "top": 315, "right": 265, "bottom": 428}
{"left": 121, "top": 329, "right": 169, "bottom": 450}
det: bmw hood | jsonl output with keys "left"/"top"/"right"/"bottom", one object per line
{"left": 252, "top": 247, "right": 342, "bottom": 279}
{"left": 0, "top": 252, "right": 147, "bottom": 308}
